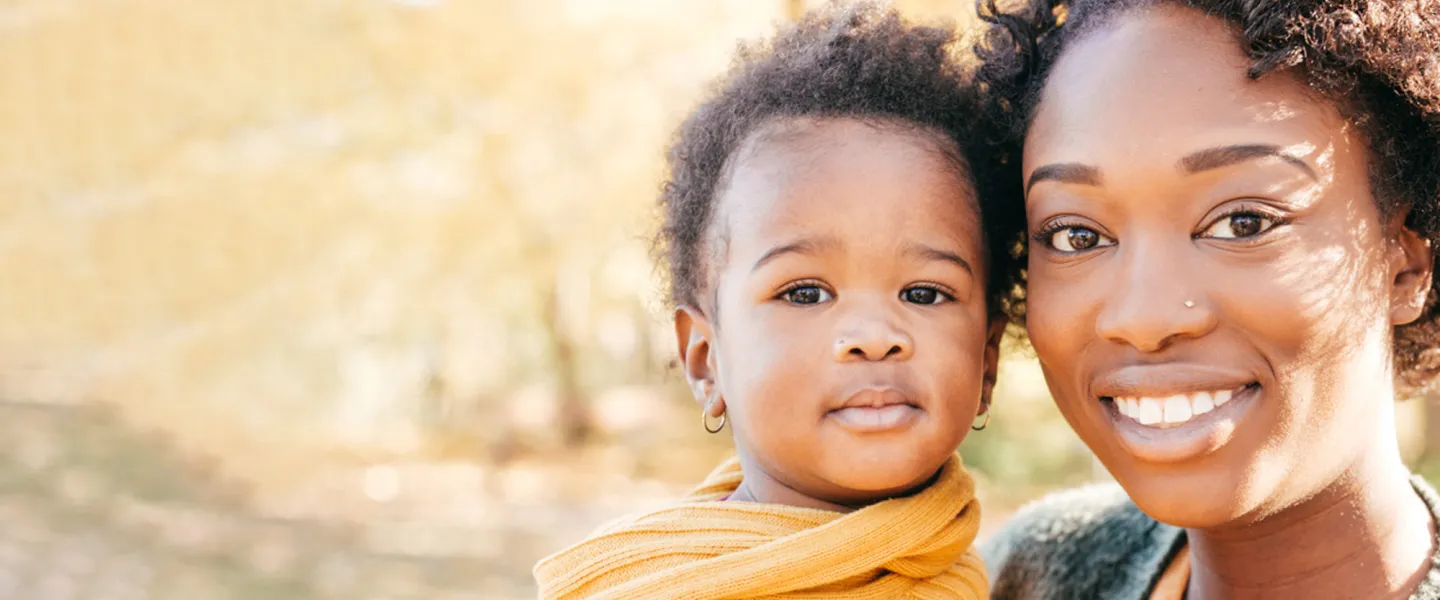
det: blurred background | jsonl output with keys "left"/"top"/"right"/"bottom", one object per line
{"left": 2, "top": 0, "right": 1437, "bottom": 598}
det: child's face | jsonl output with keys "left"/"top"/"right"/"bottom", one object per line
{"left": 677, "top": 118, "right": 1003, "bottom": 507}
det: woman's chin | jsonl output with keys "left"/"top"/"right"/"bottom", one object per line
{"left": 1120, "top": 472, "right": 1257, "bottom": 529}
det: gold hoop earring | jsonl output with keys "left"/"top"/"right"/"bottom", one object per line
{"left": 702, "top": 399, "right": 726, "bottom": 434}
{"left": 971, "top": 410, "right": 991, "bottom": 431}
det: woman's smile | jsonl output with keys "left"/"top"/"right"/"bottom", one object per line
{"left": 1085, "top": 361, "right": 1262, "bottom": 463}
{"left": 1105, "top": 383, "right": 1259, "bottom": 464}
{"left": 1111, "top": 387, "right": 1240, "bottom": 427}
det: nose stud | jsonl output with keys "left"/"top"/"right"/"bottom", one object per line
{"left": 1184, "top": 300, "right": 1195, "bottom": 308}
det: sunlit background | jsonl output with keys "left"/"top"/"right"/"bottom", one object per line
{"left": 2, "top": 0, "right": 1436, "bottom": 598}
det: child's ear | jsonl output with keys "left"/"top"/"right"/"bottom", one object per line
{"left": 674, "top": 305, "right": 722, "bottom": 413}
{"left": 978, "top": 315, "right": 1008, "bottom": 415}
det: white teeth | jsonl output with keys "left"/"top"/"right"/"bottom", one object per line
{"left": 1137, "top": 398, "right": 1163, "bottom": 425}
{"left": 1162, "top": 395, "right": 1192, "bottom": 423}
{"left": 1113, "top": 387, "right": 1246, "bottom": 427}
{"left": 1191, "top": 392, "right": 1215, "bottom": 415}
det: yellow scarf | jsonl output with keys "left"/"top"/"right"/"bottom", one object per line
{"left": 533, "top": 454, "right": 988, "bottom": 599}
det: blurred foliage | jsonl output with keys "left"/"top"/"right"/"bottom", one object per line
{"left": 0, "top": 0, "right": 1433, "bottom": 598}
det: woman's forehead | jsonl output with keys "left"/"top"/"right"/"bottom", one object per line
{"left": 1024, "top": 4, "right": 1351, "bottom": 176}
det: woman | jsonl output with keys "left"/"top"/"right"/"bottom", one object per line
{"left": 975, "top": 0, "right": 1440, "bottom": 598}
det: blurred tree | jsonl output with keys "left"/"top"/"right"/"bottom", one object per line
{"left": 544, "top": 267, "right": 593, "bottom": 448}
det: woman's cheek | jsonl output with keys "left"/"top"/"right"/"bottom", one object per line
{"left": 1219, "top": 241, "right": 1378, "bottom": 367}
{"left": 1025, "top": 270, "right": 1094, "bottom": 361}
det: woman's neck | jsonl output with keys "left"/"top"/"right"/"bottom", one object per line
{"left": 1187, "top": 443, "right": 1436, "bottom": 600}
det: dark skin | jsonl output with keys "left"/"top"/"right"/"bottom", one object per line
{"left": 1024, "top": 6, "right": 1436, "bottom": 599}
{"left": 674, "top": 117, "right": 1005, "bottom": 512}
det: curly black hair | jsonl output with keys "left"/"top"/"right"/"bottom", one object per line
{"left": 655, "top": 1, "right": 1025, "bottom": 321}
{"left": 975, "top": 0, "right": 1440, "bottom": 391}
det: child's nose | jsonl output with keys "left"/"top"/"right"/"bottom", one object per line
{"left": 833, "top": 324, "right": 914, "bottom": 362}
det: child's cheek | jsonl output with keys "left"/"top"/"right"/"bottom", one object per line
{"left": 721, "top": 306, "right": 832, "bottom": 436}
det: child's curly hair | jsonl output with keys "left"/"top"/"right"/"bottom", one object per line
{"left": 656, "top": 1, "right": 1025, "bottom": 320}
{"left": 976, "top": 0, "right": 1440, "bottom": 391}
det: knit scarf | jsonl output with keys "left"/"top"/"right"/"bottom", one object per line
{"left": 533, "top": 454, "right": 987, "bottom": 599}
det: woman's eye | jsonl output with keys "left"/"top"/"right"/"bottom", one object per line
{"left": 1201, "top": 212, "right": 1277, "bottom": 239}
{"left": 782, "top": 285, "right": 832, "bottom": 305}
{"left": 901, "top": 286, "right": 952, "bottom": 305}
{"left": 1046, "top": 226, "right": 1114, "bottom": 252}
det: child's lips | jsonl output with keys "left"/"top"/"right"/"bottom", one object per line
{"left": 828, "top": 404, "right": 922, "bottom": 432}
{"left": 826, "top": 387, "right": 922, "bottom": 432}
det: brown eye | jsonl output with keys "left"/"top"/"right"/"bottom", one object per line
{"left": 1046, "top": 226, "right": 1115, "bottom": 252}
{"left": 901, "top": 286, "right": 951, "bottom": 305}
{"left": 1068, "top": 229, "right": 1098, "bottom": 250}
{"left": 782, "top": 285, "right": 832, "bottom": 305}
{"left": 1201, "top": 212, "right": 1277, "bottom": 239}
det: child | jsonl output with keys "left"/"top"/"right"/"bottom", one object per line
{"left": 534, "top": 2, "right": 1023, "bottom": 598}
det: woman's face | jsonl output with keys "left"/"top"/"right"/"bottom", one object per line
{"left": 1023, "top": 5, "right": 1432, "bottom": 527}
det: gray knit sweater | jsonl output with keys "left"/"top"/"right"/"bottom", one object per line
{"left": 981, "top": 476, "right": 1440, "bottom": 600}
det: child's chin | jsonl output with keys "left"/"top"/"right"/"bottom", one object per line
{"left": 822, "top": 461, "right": 944, "bottom": 499}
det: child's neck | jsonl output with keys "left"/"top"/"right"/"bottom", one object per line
{"left": 727, "top": 453, "right": 937, "bottom": 513}
{"left": 729, "top": 475, "right": 859, "bottom": 513}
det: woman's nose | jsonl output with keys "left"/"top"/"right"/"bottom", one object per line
{"left": 1095, "top": 247, "right": 1218, "bottom": 353}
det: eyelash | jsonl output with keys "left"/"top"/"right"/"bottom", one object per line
{"left": 1031, "top": 218, "right": 1108, "bottom": 253}
{"left": 1031, "top": 219, "right": 1085, "bottom": 245}
{"left": 1030, "top": 206, "right": 1290, "bottom": 252}
{"left": 901, "top": 283, "right": 957, "bottom": 305}
{"left": 1197, "top": 207, "right": 1290, "bottom": 239}
{"left": 772, "top": 281, "right": 957, "bottom": 304}
{"left": 775, "top": 279, "right": 830, "bottom": 303}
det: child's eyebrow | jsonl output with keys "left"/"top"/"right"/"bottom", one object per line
{"left": 750, "top": 236, "right": 839, "bottom": 273}
{"left": 903, "top": 243, "right": 974, "bottom": 276}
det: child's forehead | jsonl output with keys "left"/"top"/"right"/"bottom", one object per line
{"left": 724, "top": 120, "right": 977, "bottom": 222}
{"left": 710, "top": 117, "right": 985, "bottom": 263}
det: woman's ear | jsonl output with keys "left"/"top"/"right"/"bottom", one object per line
{"left": 979, "top": 315, "right": 1008, "bottom": 415}
{"left": 1389, "top": 219, "right": 1433, "bottom": 326}
{"left": 674, "top": 305, "right": 722, "bottom": 414}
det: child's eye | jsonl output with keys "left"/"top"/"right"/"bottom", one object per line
{"left": 781, "top": 285, "right": 833, "bottom": 305}
{"left": 901, "top": 286, "right": 953, "bottom": 305}
{"left": 1198, "top": 211, "right": 1280, "bottom": 239}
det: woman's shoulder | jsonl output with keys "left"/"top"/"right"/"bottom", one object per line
{"left": 981, "top": 482, "right": 1183, "bottom": 600}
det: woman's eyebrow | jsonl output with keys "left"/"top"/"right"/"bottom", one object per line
{"left": 1026, "top": 163, "right": 1102, "bottom": 194}
{"left": 1178, "top": 144, "right": 1318, "bottom": 180}
{"left": 1026, "top": 144, "right": 1318, "bottom": 195}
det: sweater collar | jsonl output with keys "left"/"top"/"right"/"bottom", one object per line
{"left": 1405, "top": 474, "right": 1440, "bottom": 600}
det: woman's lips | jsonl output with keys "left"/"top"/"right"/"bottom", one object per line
{"left": 1112, "top": 387, "right": 1240, "bottom": 427}
{"left": 1104, "top": 383, "right": 1260, "bottom": 464}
